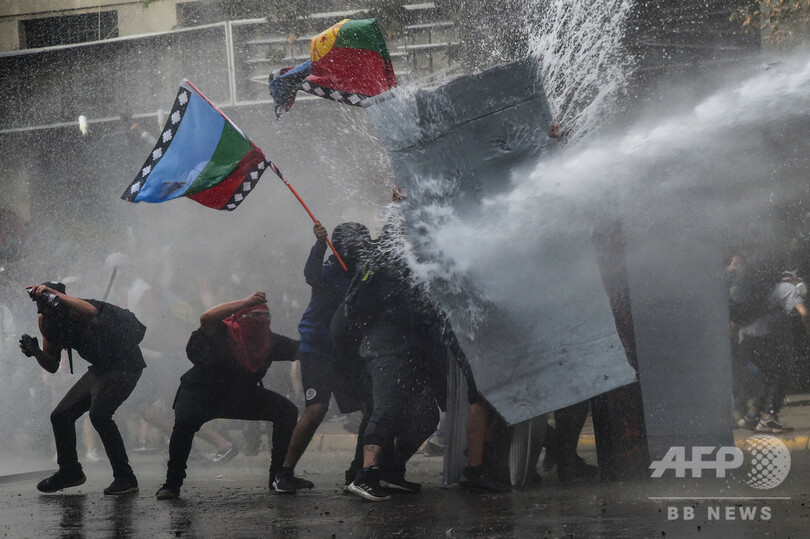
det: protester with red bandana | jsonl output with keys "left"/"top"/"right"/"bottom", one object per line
{"left": 155, "top": 292, "right": 299, "bottom": 500}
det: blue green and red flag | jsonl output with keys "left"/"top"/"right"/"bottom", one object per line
{"left": 122, "top": 80, "right": 268, "bottom": 211}
{"left": 269, "top": 18, "right": 397, "bottom": 117}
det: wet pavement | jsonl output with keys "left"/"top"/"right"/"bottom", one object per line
{"left": 0, "top": 444, "right": 808, "bottom": 538}
{"left": 3, "top": 403, "right": 810, "bottom": 538}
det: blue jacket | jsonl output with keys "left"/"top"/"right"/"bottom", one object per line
{"left": 297, "top": 241, "right": 351, "bottom": 355}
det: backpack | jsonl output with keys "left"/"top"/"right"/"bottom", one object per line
{"left": 92, "top": 300, "right": 147, "bottom": 349}
{"left": 52, "top": 300, "right": 146, "bottom": 373}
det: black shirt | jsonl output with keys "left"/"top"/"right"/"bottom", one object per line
{"left": 58, "top": 299, "right": 146, "bottom": 373}
{"left": 182, "top": 321, "right": 299, "bottom": 391}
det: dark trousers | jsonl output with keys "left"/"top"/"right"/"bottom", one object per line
{"left": 51, "top": 368, "right": 142, "bottom": 479}
{"left": 363, "top": 354, "right": 439, "bottom": 469}
{"left": 555, "top": 401, "right": 589, "bottom": 467}
{"left": 741, "top": 336, "right": 786, "bottom": 415}
{"left": 164, "top": 383, "right": 298, "bottom": 488}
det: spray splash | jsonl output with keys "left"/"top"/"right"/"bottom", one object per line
{"left": 405, "top": 53, "right": 810, "bottom": 341}
{"left": 529, "top": 0, "right": 636, "bottom": 141}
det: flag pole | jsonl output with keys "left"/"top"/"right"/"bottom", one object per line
{"left": 266, "top": 160, "right": 349, "bottom": 272}
{"left": 183, "top": 80, "right": 348, "bottom": 272}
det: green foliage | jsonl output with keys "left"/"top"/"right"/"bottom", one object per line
{"left": 732, "top": 0, "right": 810, "bottom": 48}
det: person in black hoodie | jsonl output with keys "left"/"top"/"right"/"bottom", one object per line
{"left": 343, "top": 230, "right": 443, "bottom": 502}
{"left": 155, "top": 292, "right": 299, "bottom": 500}
{"left": 19, "top": 281, "right": 146, "bottom": 495}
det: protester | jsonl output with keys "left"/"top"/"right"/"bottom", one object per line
{"left": 155, "top": 292, "right": 299, "bottom": 500}
{"left": 342, "top": 229, "right": 443, "bottom": 502}
{"left": 273, "top": 222, "right": 371, "bottom": 493}
{"left": 737, "top": 269, "right": 810, "bottom": 432}
{"left": 127, "top": 275, "right": 238, "bottom": 462}
{"left": 19, "top": 281, "right": 146, "bottom": 494}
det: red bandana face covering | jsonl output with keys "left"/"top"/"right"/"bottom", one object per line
{"left": 222, "top": 304, "right": 271, "bottom": 373}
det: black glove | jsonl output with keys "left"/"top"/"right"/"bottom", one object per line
{"left": 19, "top": 334, "right": 39, "bottom": 357}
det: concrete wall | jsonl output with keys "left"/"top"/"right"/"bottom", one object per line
{"left": 0, "top": 0, "right": 180, "bottom": 52}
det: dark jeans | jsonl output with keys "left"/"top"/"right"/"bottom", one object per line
{"left": 741, "top": 336, "right": 787, "bottom": 415}
{"left": 363, "top": 354, "right": 439, "bottom": 469}
{"left": 164, "top": 383, "right": 298, "bottom": 488}
{"left": 555, "top": 401, "right": 589, "bottom": 467}
{"left": 51, "top": 368, "right": 142, "bottom": 479}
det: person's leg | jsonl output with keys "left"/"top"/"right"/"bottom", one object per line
{"left": 741, "top": 338, "right": 764, "bottom": 419}
{"left": 378, "top": 391, "right": 438, "bottom": 494}
{"left": 554, "top": 401, "right": 590, "bottom": 483}
{"left": 485, "top": 410, "right": 512, "bottom": 485}
{"left": 88, "top": 369, "right": 142, "bottom": 488}
{"left": 459, "top": 399, "right": 510, "bottom": 492}
{"left": 51, "top": 371, "right": 95, "bottom": 475}
{"left": 218, "top": 385, "right": 298, "bottom": 482}
{"left": 753, "top": 338, "right": 790, "bottom": 431}
{"left": 37, "top": 371, "right": 95, "bottom": 492}
{"left": 361, "top": 355, "right": 404, "bottom": 466}
{"left": 394, "top": 392, "right": 439, "bottom": 469}
{"left": 282, "top": 402, "right": 328, "bottom": 466}
{"left": 346, "top": 406, "right": 371, "bottom": 485}
{"left": 281, "top": 351, "right": 333, "bottom": 470}
{"left": 162, "top": 385, "right": 214, "bottom": 491}
{"left": 465, "top": 402, "right": 488, "bottom": 467}
{"left": 349, "top": 355, "right": 405, "bottom": 501}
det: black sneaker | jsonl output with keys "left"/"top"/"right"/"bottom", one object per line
{"left": 103, "top": 476, "right": 139, "bottom": 495}
{"left": 155, "top": 484, "right": 180, "bottom": 500}
{"left": 380, "top": 469, "right": 421, "bottom": 493}
{"left": 212, "top": 444, "right": 239, "bottom": 464}
{"left": 347, "top": 468, "right": 391, "bottom": 502}
{"left": 37, "top": 470, "right": 87, "bottom": 493}
{"left": 273, "top": 468, "right": 315, "bottom": 493}
{"left": 459, "top": 466, "right": 511, "bottom": 493}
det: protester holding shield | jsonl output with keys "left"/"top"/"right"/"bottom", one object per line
{"left": 19, "top": 281, "right": 147, "bottom": 495}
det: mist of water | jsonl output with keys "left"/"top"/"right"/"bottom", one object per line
{"left": 529, "top": 0, "right": 636, "bottom": 141}
{"left": 404, "top": 52, "right": 810, "bottom": 342}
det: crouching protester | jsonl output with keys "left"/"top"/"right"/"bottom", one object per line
{"left": 155, "top": 292, "right": 299, "bottom": 500}
{"left": 19, "top": 282, "right": 147, "bottom": 495}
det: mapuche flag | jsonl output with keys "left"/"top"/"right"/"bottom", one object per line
{"left": 122, "top": 80, "right": 268, "bottom": 211}
{"left": 269, "top": 18, "right": 397, "bottom": 117}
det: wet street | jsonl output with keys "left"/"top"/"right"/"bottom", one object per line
{"left": 1, "top": 445, "right": 809, "bottom": 538}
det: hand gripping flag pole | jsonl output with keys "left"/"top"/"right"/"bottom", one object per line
{"left": 265, "top": 160, "right": 348, "bottom": 272}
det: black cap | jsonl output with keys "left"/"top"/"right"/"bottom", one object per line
{"left": 41, "top": 281, "right": 66, "bottom": 294}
